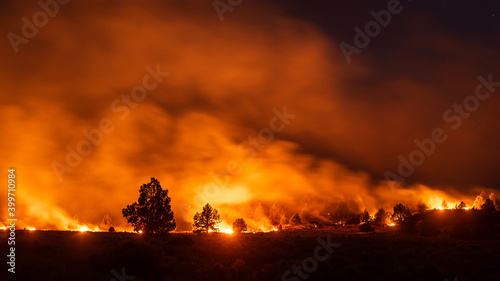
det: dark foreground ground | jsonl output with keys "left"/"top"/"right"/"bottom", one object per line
{"left": 1, "top": 227, "right": 499, "bottom": 281}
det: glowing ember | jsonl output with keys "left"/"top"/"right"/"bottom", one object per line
{"left": 138, "top": 230, "right": 143, "bottom": 234}
{"left": 388, "top": 223, "right": 396, "bottom": 227}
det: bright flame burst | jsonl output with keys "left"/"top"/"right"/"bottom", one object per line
{"left": 73, "top": 224, "right": 102, "bottom": 232}
{"left": 207, "top": 228, "right": 234, "bottom": 234}
{"left": 79, "top": 226, "right": 90, "bottom": 232}
{"left": 216, "top": 221, "right": 234, "bottom": 234}
{"left": 220, "top": 228, "right": 234, "bottom": 234}
{"left": 27, "top": 227, "right": 36, "bottom": 231}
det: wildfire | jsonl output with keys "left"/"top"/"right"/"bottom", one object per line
{"left": 70, "top": 222, "right": 102, "bottom": 232}
{"left": 76, "top": 225, "right": 102, "bottom": 232}
{"left": 79, "top": 226, "right": 90, "bottom": 232}
{"left": 5, "top": 172, "right": 492, "bottom": 234}
{"left": 220, "top": 228, "right": 234, "bottom": 234}
{"left": 216, "top": 221, "right": 235, "bottom": 234}
{"left": 207, "top": 227, "right": 234, "bottom": 234}
{"left": 1, "top": 0, "right": 498, "bottom": 240}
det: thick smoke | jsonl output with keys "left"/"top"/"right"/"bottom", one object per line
{"left": 0, "top": 0, "right": 499, "bottom": 231}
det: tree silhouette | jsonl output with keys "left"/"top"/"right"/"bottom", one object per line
{"left": 193, "top": 203, "right": 221, "bottom": 233}
{"left": 122, "top": 177, "right": 176, "bottom": 234}
{"left": 361, "top": 209, "right": 370, "bottom": 223}
{"left": 455, "top": 201, "right": 467, "bottom": 210}
{"left": 441, "top": 200, "right": 448, "bottom": 209}
{"left": 481, "top": 198, "right": 497, "bottom": 214}
{"left": 232, "top": 218, "right": 247, "bottom": 233}
{"left": 108, "top": 226, "right": 116, "bottom": 232}
{"left": 391, "top": 203, "right": 411, "bottom": 224}
{"left": 373, "top": 208, "right": 387, "bottom": 226}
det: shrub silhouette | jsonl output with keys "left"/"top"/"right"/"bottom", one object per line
{"left": 391, "top": 203, "right": 411, "bottom": 224}
{"left": 373, "top": 208, "right": 387, "bottom": 226}
{"left": 108, "top": 227, "right": 115, "bottom": 233}
{"left": 455, "top": 201, "right": 467, "bottom": 210}
{"left": 122, "top": 177, "right": 176, "bottom": 234}
{"left": 232, "top": 218, "right": 248, "bottom": 233}
{"left": 193, "top": 203, "right": 222, "bottom": 233}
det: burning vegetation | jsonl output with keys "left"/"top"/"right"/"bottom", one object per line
{"left": 5, "top": 175, "right": 498, "bottom": 239}
{"left": 4, "top": 175, "right": 497, "bottom": 238}
{"left": 86, "top": 177, "right": 500, "bottom": 239}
